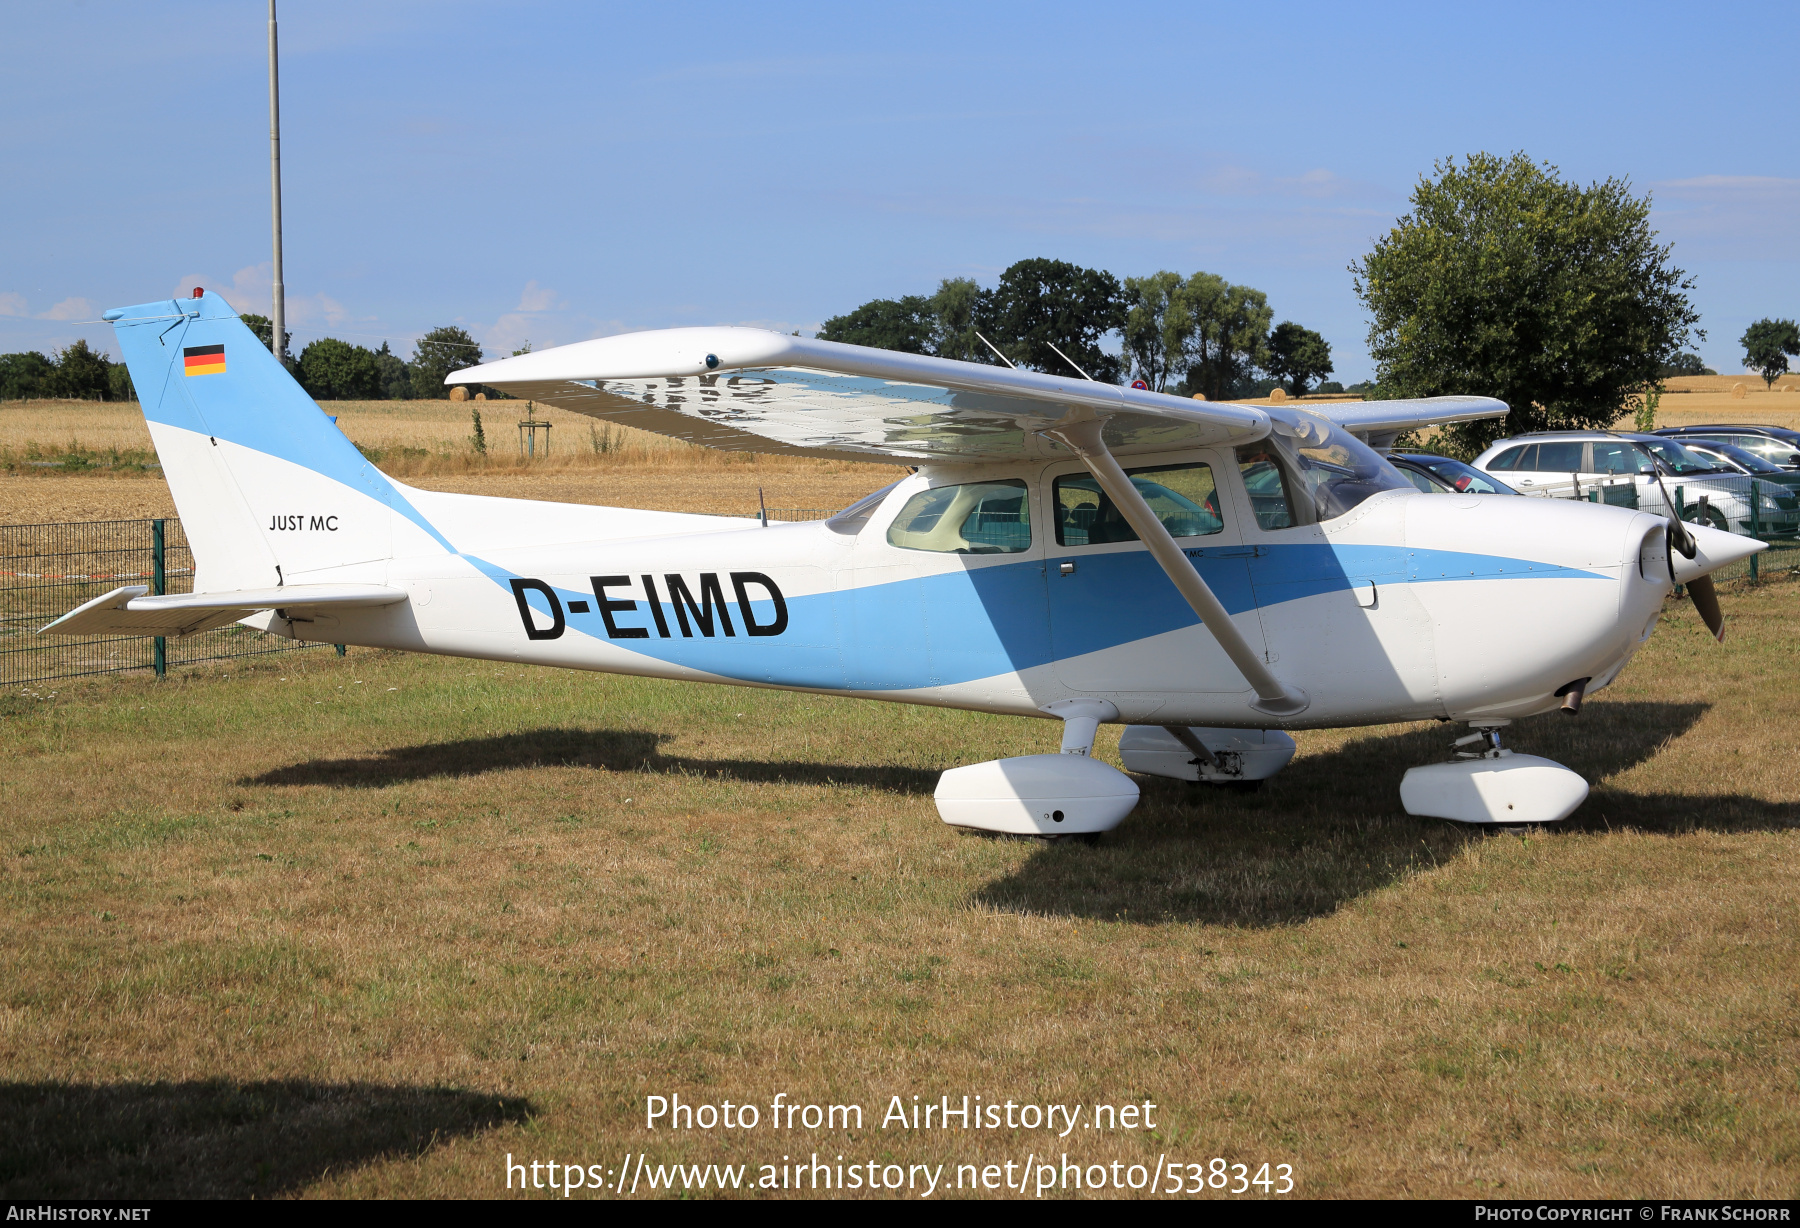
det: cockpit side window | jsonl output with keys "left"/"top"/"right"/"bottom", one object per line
{"left": 1235, "top": 443, "right": 1305, "bottom": 529}
{"left": 886, "top": 479, "right": 1031, "bottom": 554}
{"left": 1052, "top": 462, "right": 1224, "bottom": 547}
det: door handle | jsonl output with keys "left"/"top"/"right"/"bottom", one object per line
{"left": 1059, "top": 561, "right": 1076, "bottom": 577}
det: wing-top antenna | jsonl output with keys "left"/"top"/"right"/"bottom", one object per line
{"left": 1046, "top": 340, "right": 1094, "bottom": 382}
{"left": 974, "top": 331, "right": 1017, "bottom": 369}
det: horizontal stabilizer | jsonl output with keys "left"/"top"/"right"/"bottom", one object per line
{"left": 39, "top": 584, "right": 407, "bottom": 638}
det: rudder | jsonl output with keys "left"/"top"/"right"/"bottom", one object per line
{"left": 108, "top": 290, "right": 414, "bottom": 591}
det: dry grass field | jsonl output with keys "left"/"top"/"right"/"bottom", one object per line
{"left": 0, "top": 398, "right": 897, "bottom": 524}
{"left": 0, "top": 568, "right": 1795, "bottom": 1199}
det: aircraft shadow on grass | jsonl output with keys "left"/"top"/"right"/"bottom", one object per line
{"left": 242, "top": 701, "right": 1797, "bottom": 929}
{"left": 0, "top": 1079, "right": 532, "bottom": 1199}
{"left": 244, "top": 727, "right": 943, "bottom": 795}
{"left": 978, "top": 699, "right": 1800, "bottom": 927}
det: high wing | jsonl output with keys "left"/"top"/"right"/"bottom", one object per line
{"left": 452, "top": 328, "right": 1267, "bottom": 465}
{"left": 40, "top": 584, "right": 407, "bottom": 638}
{"left": 451, "top": 326, "right": 1506, "bottom": 465}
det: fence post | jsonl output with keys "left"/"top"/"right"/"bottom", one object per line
{"left": 335, "top": 644, "right": 346, "bottom": 656}
{"left": 151, "top": 519, "right": 167, "bottom": 678}
{"left": 1749, "top": 486, "right": 1760, "bottom": 582}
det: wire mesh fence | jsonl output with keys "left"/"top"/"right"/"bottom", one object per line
{"left": 1, "top": 518, "right": 331, "bottom": 687}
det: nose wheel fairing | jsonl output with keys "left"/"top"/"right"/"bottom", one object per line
{"left": 1400, "top": 721, "right": 1588, "bottom": 825}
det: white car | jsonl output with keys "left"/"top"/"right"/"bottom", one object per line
{"left": 1472, "top": 431, "right": 1800, "bottom": 537}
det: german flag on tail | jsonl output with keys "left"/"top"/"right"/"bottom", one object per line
{"left": 183, "top": 344, "right": 226, "bottom": 377}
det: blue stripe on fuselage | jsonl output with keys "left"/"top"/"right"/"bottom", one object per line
{"left": 486, "top": 543, "right": 1602, "bottom": 692}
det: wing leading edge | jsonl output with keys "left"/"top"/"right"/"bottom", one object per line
{"left": 451, "top": 327, "right": 1507, "bottom": 465}
{"left": 451, "top": 328, "right": 1272, "bottom": 465}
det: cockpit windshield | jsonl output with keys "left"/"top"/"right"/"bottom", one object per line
{"left": 1251, "top": 408, "right": 1413, "bottom": 524}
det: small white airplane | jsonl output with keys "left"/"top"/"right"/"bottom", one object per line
{"left": 46, "top": 290, "right": 1763, "bottom": 834}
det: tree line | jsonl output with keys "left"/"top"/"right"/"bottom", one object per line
{"left": 0, "top": 319, "right": 490, "bottom": 403}
{"left": 818, "top": 258, "right": 1341, "bottom": 400}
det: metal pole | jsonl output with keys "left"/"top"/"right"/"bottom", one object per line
{"left": 268, "top": 0, "right": 286, "bottom": 364}
{"left": 1750, "top": 484, "right": 1761, "bottom": 582}
{"left": 151, "top": 519, "right": 167, "bottom": 678}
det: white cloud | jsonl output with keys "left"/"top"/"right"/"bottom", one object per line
{"left": 478, "top": 282, "right": 572, "bottom": 355}
{"left": 38, "top": 297, "right": 96, "bottom": 321}
{"left": 0, "top": 292, "right": 26, "bottom": 317}
{"left": 516, "top": 280, "right": 561, "bottom": 312}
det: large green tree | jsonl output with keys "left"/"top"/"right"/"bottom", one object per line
{"left": 1180, "top": 273, "right": 1271, "bottom": 401}
{"left": 1352, "top": 152, "right": 1703, "bottom": 453}
{"left": 926, "top": 277, "right": 988, "bottom": 364}
{"left": 0, "top": 351, "right": 54, "bottom": 401}
{"left": 817, "top": 295, "right": 938, "bottom": 353}
{"left": 1122, "top": 271, "right": 1191, "bottom": 392}
{"left": 375, "top": 342, "right": 413, "bottom": 400}
{"left": 410, "top": 326, "right": 483, "bottom": 400}
{"left": 46, "top": 339, "right": 114, "bottom": 400}
{"left": 297, "top": 338, "right": 382, "bottom": 400}
{"left": 1264, "top": 322, "right": 1334, "bottom": 396}
{"left": 1740, "top": 318, "right": 1799, "bottom": 388}
{"left": 981, "top": 258, "right": 1127, "bottom": 383}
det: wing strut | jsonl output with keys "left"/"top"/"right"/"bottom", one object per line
{"left": 1043, "top": 418, "right": 1309, "bottom": 717}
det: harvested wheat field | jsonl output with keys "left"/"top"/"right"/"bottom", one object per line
{"left": 0, "top": 398, "right": 896, "bottom": 523}
{"left": 0, "top": 573, "right": 1795, "bottom": 1199}
{"left": 5, "top": 381, "right": 1797, "bottom": 525}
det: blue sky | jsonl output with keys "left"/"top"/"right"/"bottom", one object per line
{"left": 3, "top": 0, "right": 1795, "bottom": 381}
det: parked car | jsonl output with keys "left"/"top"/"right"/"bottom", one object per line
{"left": 1390, "top": 453, "right": 1521, "bottom": 495}
{"left": 1471, "top": 430, "right": 1800, "bottom": 537}
{"left": 1673, "top": 439, "right": 1800, "bottom": 495}
{"left": 1651, "top": 425, "right": 1800, "bottom": 471}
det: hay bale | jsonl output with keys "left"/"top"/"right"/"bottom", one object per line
{"left": 1731, "top": 382, "right": 1747, "bottom": 399}
{"left": 449, "top": 386, "right": 468, "bottom": 403}
{"left": 474, "top": 392, "right": 487, "bottom": 402}
{"left": 1268, "top": 387, "right": 1288, "bottom": 402}
{"left": 1190, "top": 392, "right": 1207, "bottom": 401}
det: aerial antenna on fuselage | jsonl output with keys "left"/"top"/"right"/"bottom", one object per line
{"left": 1046, "top": 340, "right": 1095, "bottom": 382}
{"left": 974, "top": 331, "right": 1017, "bottom": 369}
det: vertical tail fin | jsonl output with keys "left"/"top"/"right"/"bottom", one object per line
{"left": 108, "top": 290, "right": 428, "bottom": 591}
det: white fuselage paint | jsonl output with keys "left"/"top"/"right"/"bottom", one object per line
{"left": 208, "top": 429, "right": 1673, "bottom": 734}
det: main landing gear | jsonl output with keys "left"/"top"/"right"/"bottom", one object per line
{"left": 933, "top": 700, "right": 1139, "bottom": 838}
{"left": 1399, "top": 719, "right": 1588, "bottom": 825}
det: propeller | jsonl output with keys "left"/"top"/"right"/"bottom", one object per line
{"left": 1688, "top": 573, "right": 1725, "bottom": 642}
{"left": 1645, "top": 459, "right": 1724, "bottom": 643}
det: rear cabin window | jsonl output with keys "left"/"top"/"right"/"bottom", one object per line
{"left": 1053, "top": 462, "right": 1223, "bottom": 546}
{"left": 886, "top": 479, "right": 1031, "bottom": 554}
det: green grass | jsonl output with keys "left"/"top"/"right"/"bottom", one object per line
{"left": 0, "top": 579, "right": 1796, "bottom": 1198}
